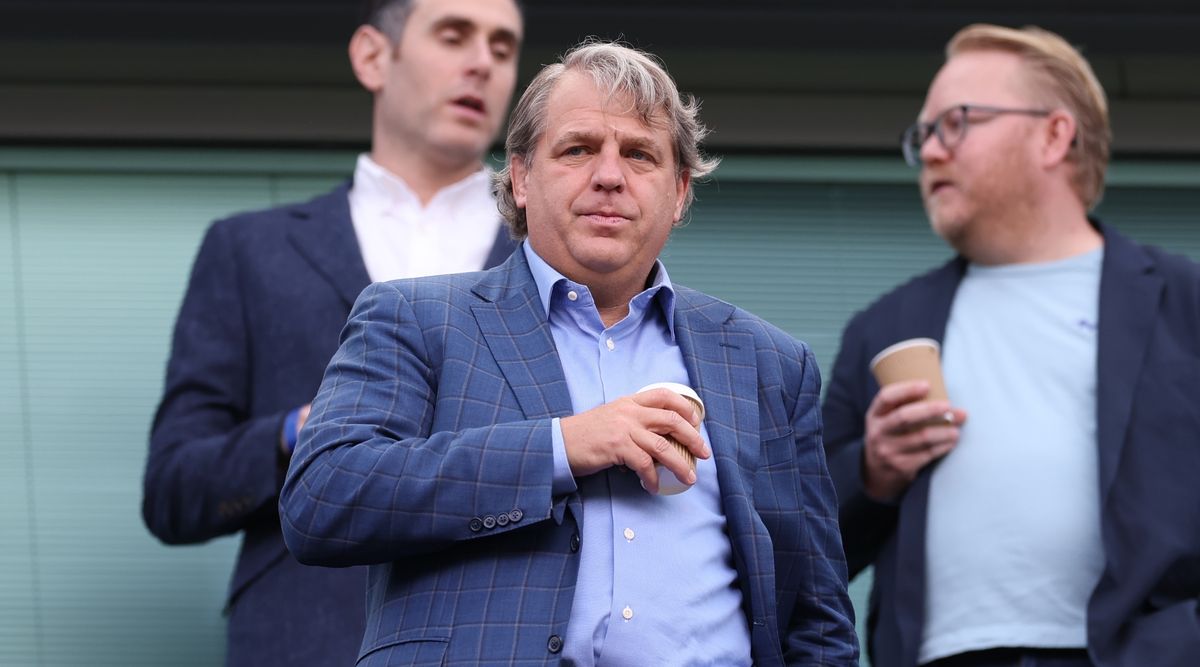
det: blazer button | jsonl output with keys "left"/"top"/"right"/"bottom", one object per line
{"left": 508, "top": 509, "right": 524, "bottom": 523}
{"left": 469, "top": 517, "right": 483, "bottom": 532}
{"left": 482, "top": 515, "right": 497, "bottom": 529}
{"left": 569, "top": 533, "right": 580, "bottom": 553}
{"left": 547, "top": 634, "right": 563, "bottom": 653}
{"left": 496, "top": 513, "right": 510, "bottom": 527}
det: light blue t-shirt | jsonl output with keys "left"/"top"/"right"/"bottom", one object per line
{"left": 919, "top": 248, "right": 1106, "bottom": 664}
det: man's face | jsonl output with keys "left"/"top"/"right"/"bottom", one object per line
{"left": 917, "top": 50, "right": 1044, "bottom": 252}
{"left": 510, "top": 71, "right": 690, "bottom": 292}
{"left": 377, "top": 0, "right": 522, "bottom": 166}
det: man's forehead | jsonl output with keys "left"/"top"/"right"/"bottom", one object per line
{"left": 544, "top": 74, "right": 669, "bottom": 137}
{"left": 409, "top": 0, "right": 523, "bottom": 34}
{"left": 921, "top": 50, "right": 1026, "bottom": 117}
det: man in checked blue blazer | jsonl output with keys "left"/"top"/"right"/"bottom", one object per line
{"left": 282, "top": 42, "right": 858, "bottom": 666}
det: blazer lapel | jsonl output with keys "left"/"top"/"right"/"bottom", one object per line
{"left": 1095, "top": 225, "right": 1162, "bottom": 499}
{"left": 469, "top": 251, "right": 573, "bottom": 422}
{"left": 672, "top": 289, "right": 771, "bottom": 629}
{"left": 286, "top": 183, "right": 372, "bottom": 308}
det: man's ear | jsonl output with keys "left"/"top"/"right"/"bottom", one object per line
{"left": 348, "top": 25, "right": 392, "bottom": 93}
{"left": 672, "top": 170, "right": 692, "bottom": 224}
{"left": 510, "top": 155, "right": 529, "bottom": 209}
{"left": 1042, "top": 109, "right": 1077, "bottom": 168}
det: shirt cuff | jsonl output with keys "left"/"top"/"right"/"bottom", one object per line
{"left": 282, "top": 407, "right": 302, "bottom": 455}
{"left": 550, "top": 417, "right": 577, "bottom": 496}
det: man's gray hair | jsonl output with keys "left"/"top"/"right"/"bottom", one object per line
{"left": 494, "top": 40, "right": 720, "bottom": 238}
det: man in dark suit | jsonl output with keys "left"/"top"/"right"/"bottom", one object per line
{"left": 281, "top": 41, "right": 858, "bottom": 666}
{"left": 823, "top": 24, "right": 1200, "bottom": 667}
{"left": 141, "top": 1, "right": 523, "bottom": 664}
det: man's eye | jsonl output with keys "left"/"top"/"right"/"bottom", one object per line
{"left": 439, "top": 30, "right": 464, "bottom": 45}
{"left": 491, "top": 44, "right": 513, "bottom": 61}
{"left": 628, "top": 150, "right": 648, "bottom": 161}
{"left": 942, "top": 109, "right": 967, "bottom": 132}
{"left": 564, "top": 146, "right": 588, "bottom": 156}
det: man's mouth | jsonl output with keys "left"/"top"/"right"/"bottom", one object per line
{"left": 453, "top": 96, "right": 486, "bottom": 114}
{"left": 926, "top": 179, "right": 953, "bottom": 196}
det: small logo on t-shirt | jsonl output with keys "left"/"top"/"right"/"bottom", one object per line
{"left": 1076, "top": 318, "right": 1098, "bottom": 331}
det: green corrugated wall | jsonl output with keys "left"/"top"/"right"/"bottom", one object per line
{"left": 2, "top": 148, "right": 1197, "bottom": 666}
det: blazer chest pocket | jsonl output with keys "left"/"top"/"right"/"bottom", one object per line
{"left": 358, "top": 636, "right": 448, "bottom": 667}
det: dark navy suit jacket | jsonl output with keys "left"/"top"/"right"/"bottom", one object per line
{"left": 143, "top": 183, "right": 516, "bottom": 666}
{"left": 822, "top": 223, "right": 1200, "bottom": 667}
{"left": 280, "top": 250, "right": 860, "bottom": 666}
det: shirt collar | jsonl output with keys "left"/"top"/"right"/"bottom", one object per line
{"left": 522, "top": 240, "right": 677, "bottom": 337}
{"left": 351, "top": 153, "right": 491, "bottom": 211}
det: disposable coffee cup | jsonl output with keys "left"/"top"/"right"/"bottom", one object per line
{"left": 637, "top": 382, "right": 705, "bottom": 495}
{"left": 870, "top": 338, "right": 950, "bottom": 408}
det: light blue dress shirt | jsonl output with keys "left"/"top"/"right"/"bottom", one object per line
{"left": 522, "top": 242, "right": 751, "bottom": 667}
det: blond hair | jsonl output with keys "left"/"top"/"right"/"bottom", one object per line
{"left": 948, "top": 24, "right": 1110, "bottom": 209}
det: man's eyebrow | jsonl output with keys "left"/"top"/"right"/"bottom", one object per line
{"left": 553, "top": 130, "right": 601, "bottom": 146}
{"left": 429, "top": 15, "right": 522, "bottom": 45}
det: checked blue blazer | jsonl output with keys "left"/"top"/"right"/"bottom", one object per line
{"left": 281, "top": 249, "right": 859, "bottom": 666}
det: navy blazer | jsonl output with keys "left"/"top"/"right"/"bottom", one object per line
{"left": 280, "top": 250, "right": 859, "bottom": 666}
{"left": 822, "top": 223, "right": 1200, "bottom": 667}
{"left": 143, "top": 183, "right": 517, "bottom": 666}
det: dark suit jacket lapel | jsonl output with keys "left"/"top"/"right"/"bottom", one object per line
{"left": 673, "top": 289, "right": 773, "bottom": 633}
{"left": 890, "top": 257, "right": 966, "bottom": 667}
{"left": 1095, "top": 224, "right": 1162, "bottom": 499}
{"left": 285, "top": 182, "right": 372, "bottom": 307}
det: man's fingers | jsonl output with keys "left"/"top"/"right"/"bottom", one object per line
{"left": 633, "top": 388, "right": 703, "bottom": 427}
{"left": 632, "top": 429, "right": 697, "bottom": 486}
{"left": 869, "top": 380, "right": 932, "bottom": 417}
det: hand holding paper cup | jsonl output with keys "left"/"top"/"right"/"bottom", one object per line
{"left": 869, "top": 338, "right": 953, "bottom": 425}
{"left": 638, "top": 382, "right": 705, "bottom": 495}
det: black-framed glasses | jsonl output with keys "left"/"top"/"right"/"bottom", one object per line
{"left": 901, "top": 104, "right": 1052, "bottom": 167}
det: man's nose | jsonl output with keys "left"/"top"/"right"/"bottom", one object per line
{"left": 465, "top": 38, "right": 494, "bottom": 79}
{"left": 920, "top": 129, "right": 949, "bottom": 164}
{"left": 591, "top": 147, "right": 625, "bottom": 191}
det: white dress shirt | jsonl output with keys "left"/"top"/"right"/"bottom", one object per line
{"left": 347, "top": 154, "right": 503, "bottom": 282}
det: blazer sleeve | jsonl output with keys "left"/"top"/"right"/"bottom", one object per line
{"left": 781, "top": 343, "right": 861, "bottom": 666}
{"left": 142, "top": 222, "right": 289, "bottom": 545}
{"left": 821, "top": 310, "right": 900, "bottom": 577}
{"left": 279, "top": 281, "right": 558, "bottom": 567}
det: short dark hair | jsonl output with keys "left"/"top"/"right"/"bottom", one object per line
{"left": 362, "top": 0, "right": 418, "bottom": 41}
{"left": 362, "top": 0, "right": 524, "bottom": 42}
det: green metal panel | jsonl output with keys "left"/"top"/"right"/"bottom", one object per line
{"left": 1, "top": 147, "right": 1199, "bottom": 667}
{"left": 12, "top": 172, "right": 280, "bottom": 666}
{"left": 1, "top": 173, "right": 40, "bottom": 666}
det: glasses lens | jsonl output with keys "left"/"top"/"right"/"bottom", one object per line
{"left": 940, "top": 107, "right": 967, "bottom": 147}
{"left": 901, "top": 124, "right": 923, "bottom": 167}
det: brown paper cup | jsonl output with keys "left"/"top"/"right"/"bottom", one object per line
{"left": 869, "top": 338, "right": 949, "bottom": 401}
{"left": 638, "top": 382, "right": 705, "bottom": 495}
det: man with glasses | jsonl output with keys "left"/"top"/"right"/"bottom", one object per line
{"left": 823, "top": 23, "right": 1200, "bottom": 667}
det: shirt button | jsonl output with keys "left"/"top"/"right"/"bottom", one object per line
{"left": 567, "top": 290, "right": 578, "bottom": 302}
{"left": 623, "top": 527, "right": 635, "bottom": 541}
{"left": 621, "top": 606, "right": 634, "bottom": 620}
{"left": 605, "top": 338, "right": 615, "bottom": 351}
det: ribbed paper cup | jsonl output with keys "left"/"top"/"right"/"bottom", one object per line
{"left": 638, "top": 382, "right": 705, "bottom": 495}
